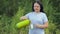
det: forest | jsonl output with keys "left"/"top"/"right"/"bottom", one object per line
{"left": 0, "top": 0, "right": 60, "bottom": 34}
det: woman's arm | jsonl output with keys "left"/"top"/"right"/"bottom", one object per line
{"left": 35, "top": 21, "right": 48, "bottom": 29}
{"left": 35, "top": 13, "right": 48, "bottom": 29}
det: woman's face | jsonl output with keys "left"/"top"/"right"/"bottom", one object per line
{"left": 34, "top": 3, "right": 40, "bottom": 12}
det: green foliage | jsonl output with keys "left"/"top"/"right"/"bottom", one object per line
{"left": 0, "top": 14, "right": 12, "bottom": 34}
{"left": 0, "top": 0, "right": 60, "bottom": 34}
{"left": 0, "top": 0, "right": 19, "bottom": 16}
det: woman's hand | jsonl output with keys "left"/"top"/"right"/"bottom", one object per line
{"left": 20, "top": 16, "right": 28, "bottom": 20}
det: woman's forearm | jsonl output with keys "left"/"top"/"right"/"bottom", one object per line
{"left": 35, "top": 22, "right": 48, "bottom": 29}
{"left": 38, "top": 24, "right": 48, "bottom": 29}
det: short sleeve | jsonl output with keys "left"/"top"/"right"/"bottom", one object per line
{"left": 43, "top": 13, "right": 48, "bottom": 23}
{"left": 25, "top": 12, "right": 31, "bottom": 19}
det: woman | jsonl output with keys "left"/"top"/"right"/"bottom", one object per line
{"left": 20, "top": 1, "right": 48, "bottom": 34}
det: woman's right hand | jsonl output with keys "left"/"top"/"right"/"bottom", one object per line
{"left": 20, "top": 16, "right": 28, "bottom": 20}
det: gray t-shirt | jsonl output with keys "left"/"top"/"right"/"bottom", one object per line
{"left": 25, "top": 12, "right": 48, "bottom": 34}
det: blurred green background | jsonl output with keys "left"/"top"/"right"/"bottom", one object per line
{"left": 0, "top": 0, "right": 60, "bottom": 34}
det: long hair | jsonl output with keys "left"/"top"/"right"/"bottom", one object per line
{"left": 32, "top": 1, "right": 44, "bottom": 12}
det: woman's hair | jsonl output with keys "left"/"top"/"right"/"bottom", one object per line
{"left": 32, "top": 1, "right": 44, "bottom": 12}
